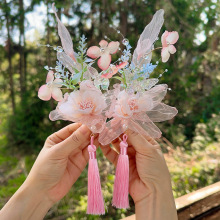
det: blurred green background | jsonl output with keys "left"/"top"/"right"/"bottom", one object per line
{"left": 0, "top": 0, "right": 220, "bottom": 219}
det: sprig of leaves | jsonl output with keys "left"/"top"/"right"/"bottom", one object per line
{"left": 77, "top": 35, "right": 87, "bottom": 63}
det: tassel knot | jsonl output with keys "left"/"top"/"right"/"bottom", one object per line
{"left": 120, "top": 134, "right": 128, "bottom": 155}
{"left": 87, "top": 136, "right": 105, "bottom": 215}
{"left": 112, "top": 134, "right": 130, "bottom": 209}
{"left": 88, "top": 138, "right": 96, "bottom": 159}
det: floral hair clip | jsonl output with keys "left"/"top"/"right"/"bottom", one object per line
{"left": 38, "top": 3, "right": 178, "bottom": 215}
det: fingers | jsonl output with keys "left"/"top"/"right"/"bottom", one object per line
{"left": 111, "top": 138, "right": 136, "bottom": 156}
{"left": 100, "top": 136, "right": 136, "bottom": 167}
{"left": 101, "top": 139, "right": 139, "bottom": 185}
{"left": 111, "top": 138, "right": 120, "bottom": 153}
{"left": 67, "top": 151, "right": 87, "bottom": 184}
{"left": 47, "top": 123, "right": 81, "bottom": 145}
{"left": 81, "top": 137, "right": 99, "bottom": 162}
{"left": 100, "top": 144, "right": 119, "bottom": 166}
{"left": 67, "top": 138, "right": 99, "bottom": 184}
{"left": 68, "top": 137, "right": 99, "bottom": 170}
{"left": 68, "top": 134, "right": 99, "bottom": 156}
{"left": 142, "top": 134, "right": 159, "bottom": 146}
{"left": 54, "top": 125, "right": 91, "bottom": 156}
{"left": 126, "top": 129, "right": 160, "bottom": 156}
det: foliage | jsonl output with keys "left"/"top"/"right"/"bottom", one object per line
{"left": 169, "top": 143, "right": 220, "bottom": 198}
{"left": 0, "top": 0, "right": 220, "bottom": 219}
{"left": 169, "top": 113, "right": 220, "bottom": 197}
{"left": 0, "top": 174, "right": 26, "bottom": 198}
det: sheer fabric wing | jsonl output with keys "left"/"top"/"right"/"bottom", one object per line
{"left": 98, "top": 118, "right": 127, "bottom": 145}
{"left": 49, "top": 109, "right": 106, "bottom": 133}
{"left": 52, "top": 3, "right": 76, "bottom": 61}
{"left": 147, "top": 103, "right": 178, "bottom": 122}
{"left": 144, "top": 78, "right": 159, "bottom": 90}
{"left": 146, "top": 84, "right": 168, "bottom": 106}
{"left": 131, "top": 113, "right": 162, "bottom": 138}
{"left": 132, "top": 9, "right": 164, "bottom": 67}
{"left": 57, "top": 52, "right": 81, "bottom": 75}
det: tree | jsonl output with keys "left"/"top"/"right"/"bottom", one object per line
{"left": 18, "top": 0, "right": 26, "bottom": 100}
{"left": 3, "top": 0, "right": 16, "bottom": 114}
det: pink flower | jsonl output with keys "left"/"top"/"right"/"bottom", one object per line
{"left": 87, "top": 40, "right": 120, "bottom": 70}
{"left": 80, "top": 80, "right": 102, "bottom": 92}
{"left": 101, "top": 62, "right": 128, "bottom": 79}
{"left": 49, "top": 80, "right": 107, "bottom": 133}
{"left": 114, "top": 90, "right": 153, "bottom": 118}
{"left": 161, "top": 31, "right": 179, "bottom": 63}
{"left": 38, "top": 71, "right": 63, "bottom": 101}
{"left": 99, "top": 84, "right": 178, "bottom": 145}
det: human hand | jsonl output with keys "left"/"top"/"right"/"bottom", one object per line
{"left": 0, "top": 123, "right": 93, "bottom": 220}
{"left": 100, "top": 129, "right": 177, "bottom": 220}
{"left": 25, "top": 123, "right": 92, "bottom": 203}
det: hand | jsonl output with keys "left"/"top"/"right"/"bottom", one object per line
{"left": 0, "top": 123, "right": 93, "bottom": 220}
{"left": 26, "top": 123, "right": 94, "bottom": 203}
{"left": 100, "top": 129, "right": 177, "bottom": 220}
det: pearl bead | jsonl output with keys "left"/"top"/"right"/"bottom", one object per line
{"left": 122, "top": 38, "right": 129, "bottom": 45}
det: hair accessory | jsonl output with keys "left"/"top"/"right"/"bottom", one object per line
{"left": 87, "top": 136, "right": 105, "bottom": 215}
{"left": 112, "top": 134, "right": 129, "bottom": 209}
{"left": 37, "top": 3, "right": 179, "bottom": 214}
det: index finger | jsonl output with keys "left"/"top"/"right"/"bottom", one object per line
{"left": 126, "top": 129, "right": 160, "bottom": 155}
{"left": 47, "top": 123, "right": 81, "bottom": 144}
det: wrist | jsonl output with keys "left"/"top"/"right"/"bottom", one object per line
{"left": 0, "top": 181, "right": 53, "bottom": 220}
{"left": 135, "top": 183, "right": 177, "bottom": 220}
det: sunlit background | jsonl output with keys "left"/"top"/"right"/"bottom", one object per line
{"left": 0, "top": 0, "right": 220, "bottom": 219}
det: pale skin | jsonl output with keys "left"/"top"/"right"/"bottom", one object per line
{"left": 0, "top": 123, "right": 177, "bottom": 220}
{"left": 101, "top": 130, "right": 178, "bottom": 220}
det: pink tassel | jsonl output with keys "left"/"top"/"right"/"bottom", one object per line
{"left": 87, "top": 136, "right": 105, "bottom": 215}
{"left": 112, "top": 134, "right": 129, "bottom": 209}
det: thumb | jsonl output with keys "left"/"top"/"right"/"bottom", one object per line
{"left": 126, "top": 129, "right": 159, "bottom": 155}
{"left": 54, "top": 125, "right": 91, "bottom": 156}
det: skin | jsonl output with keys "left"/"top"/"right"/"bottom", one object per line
{"left": 0, "top": 123, "right": 93, "bottom": 220}
{"left": 100, "top": 129, "right": 178, "bottom": 220}
{"left": 0, "top": 123, "right": 177, "bottom": 220}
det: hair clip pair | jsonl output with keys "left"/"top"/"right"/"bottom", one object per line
{"left": 37, "top": 3, "right": 179, "bottom": 215}
{"left": 87, "top": 134, "right": 128, "bottom": 214}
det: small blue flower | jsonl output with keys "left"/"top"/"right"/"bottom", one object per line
{"left": 132, "top": 63, "right": 157, "bottom": 80}
{"left": 141, "top": 63, "right": 157, "bottom": 75}
{"left": 121, "top": 43, "right": 132, "bottom": 62}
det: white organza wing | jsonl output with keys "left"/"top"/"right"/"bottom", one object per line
{"left": 57, "top": 52, "right": 81, "bottom": 75}
{"left": 131, "top": 113, "right": 162, "bottom": 138}
{"left": 98, "top": 118, "right": 127, "bottom": 145}
{"left": 49, "top": 109, "right": 72, "bottom": 121}
{"left": 132, "top": 9, "right": 164, "bottom": 67}
{"left": 147, "top": 103, "right": 178, "bottom": 122}
{"left": 52, "top": 3, "right": 76, "bottom": 61}
{"left": 49, "top": 109, "right": 106, "bottom": 134}
{"left": 146, "top": 84, "right": 168, "bottom": 106}
{"left": 144, "top": 78, "right": 159, "bottom": 90}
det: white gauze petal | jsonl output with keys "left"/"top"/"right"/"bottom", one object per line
{"left": 52, "top": 3, "right": 76, "bottom": 61}
{"left": 147, "top": 103, "right": 178, "bottom": 122}
{"left": 132, "top": 9, "right": 164, "bottom": 66}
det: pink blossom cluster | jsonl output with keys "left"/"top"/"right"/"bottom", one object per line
{"left": 37, "top": 6, "right": 179, "bottom": 145}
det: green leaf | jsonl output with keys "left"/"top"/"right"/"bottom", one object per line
{"left": 112, "top": 76, "right": 123, "bottom": 82}
{"left": 73, "top": 68, "right": 80, "bottom": 73}
{"left": 71, "top": 73, "right": 82, "bottom": 85}
{"left": 82, "top": 66, "right": 87, "bottom": 72}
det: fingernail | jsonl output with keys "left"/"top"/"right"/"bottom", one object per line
{"left": 79, "top": 125, "right": 91, "bottom": 135}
